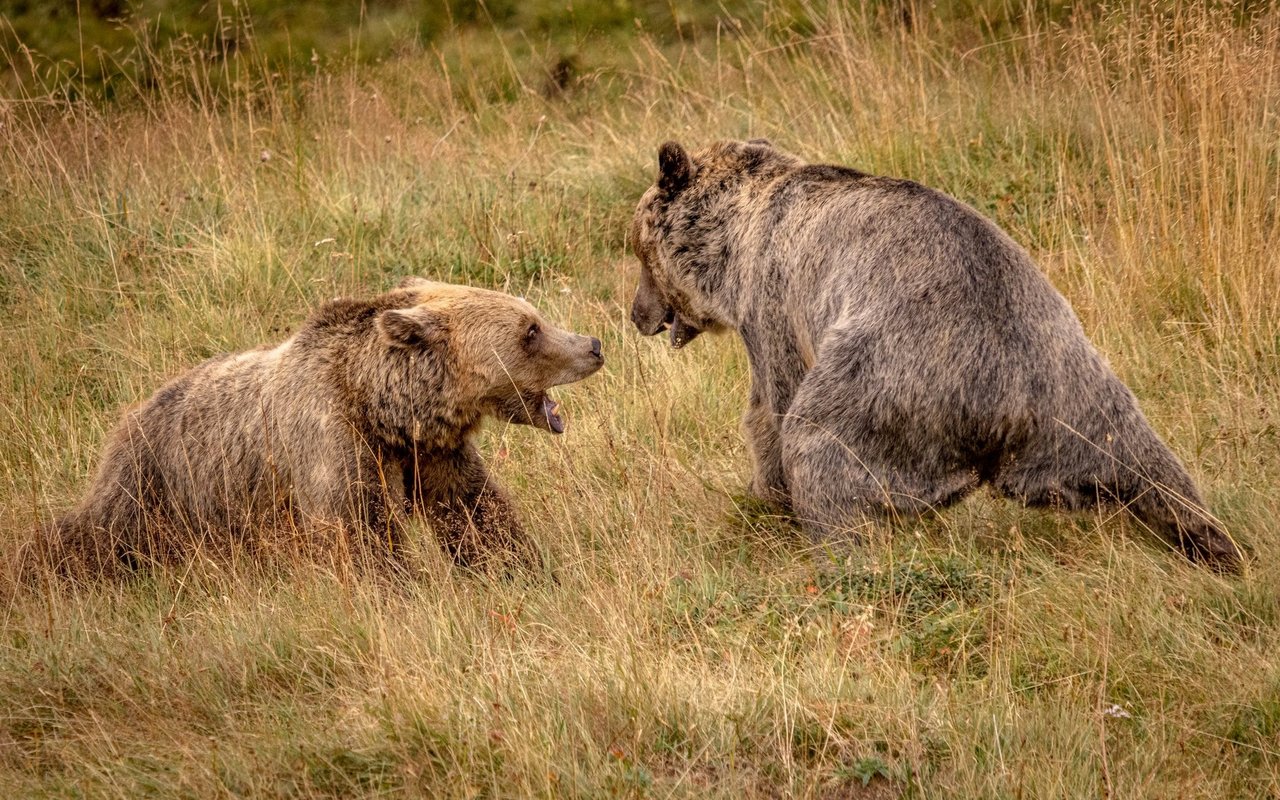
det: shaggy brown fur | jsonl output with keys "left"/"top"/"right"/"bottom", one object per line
{"left": 629, "top": 139, "right": 1241, "bottom": 571}
{"left": 48, "top": 277, "right": 604, "bottom": 577}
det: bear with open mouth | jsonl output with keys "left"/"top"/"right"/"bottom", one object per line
{"left": 48, "top": 276, "right": 604, "bottom": 576}
{"left": 629, "top": 138, "right": 1240, "bottom": 571}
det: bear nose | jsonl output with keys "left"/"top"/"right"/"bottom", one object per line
{"left": 590, "top": 337, "right": 602, "bottom": 358}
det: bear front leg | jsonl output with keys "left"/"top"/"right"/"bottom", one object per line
{"left": 743, "top": 381, "right": 792, "bottom": 509}
{"left": 439, "top": 483, "right": 536, "bottom": 571}
{"left": 314, "top": 451, "right": 413, "bottom": 574}
{"left": 408, "top": 444, "right": 538, "bottom": 571}
{"left": 358, "top": 489, "right": 413, "bottom": 571}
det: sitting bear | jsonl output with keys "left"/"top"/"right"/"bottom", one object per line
{"left": 49, "top": 277, "right": 604, "bottom": 576}
{"left": 628, "top": 139, "right": 1240, "bottom": 571}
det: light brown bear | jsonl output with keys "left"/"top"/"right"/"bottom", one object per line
{"left": 49, "top": 277, "right": 604, "bottom": 576}
{"left": 629, "top": 139, "right": 1240, "bottom": 571}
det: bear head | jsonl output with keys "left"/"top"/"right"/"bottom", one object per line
{"left": 628, "top": 138, "right": 799, "bottom": 349}
{"left": 376, "top": 277, "right": 603, "bottom": 436}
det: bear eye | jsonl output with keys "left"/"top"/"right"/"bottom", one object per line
{"left": 525, "top": 323, "right": 540, "bottom": 340}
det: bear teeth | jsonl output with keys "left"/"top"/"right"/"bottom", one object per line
{"left": 542, "top": 395, "right": 565, "bottom": 434}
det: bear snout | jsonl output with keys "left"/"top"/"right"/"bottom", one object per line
{"left": 630, "top": 295, "right": 674, "bottom": 336}
{"left": 556, "top": 333, "right": 605, "bottom": 380}
{"left": 577, "top": 335, "right": 605, "bottom": 373}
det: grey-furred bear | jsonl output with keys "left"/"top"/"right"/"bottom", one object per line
{"left": 628, "top": 139, "right": 1240, "bottom": 571}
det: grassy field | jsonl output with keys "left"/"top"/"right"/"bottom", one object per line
{"left": 2, "top": 1, "right": 1280, "bottom": 796}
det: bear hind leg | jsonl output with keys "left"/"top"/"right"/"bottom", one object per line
{"left": 778, "top": 329, "right": 984, "bottom": 543}
{"left": 994, "top": 423, "right": 1241, "bottom": 571}
{"left": 781, "top": 407, "right": 982, "bottom": 541}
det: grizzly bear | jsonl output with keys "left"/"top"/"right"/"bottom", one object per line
{"left": 48, "top": 277, "right": 604, "bottom": 576}
{"left": 629, "top": 139, "right": 1241, "bottom": 571}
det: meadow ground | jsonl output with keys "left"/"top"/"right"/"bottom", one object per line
{"left": 2, "top": 2, "right": 1279, "bottom": 796}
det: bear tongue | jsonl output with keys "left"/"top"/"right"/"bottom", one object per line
{"left": 542, "top": 394, "right": 565, "bottom": 434}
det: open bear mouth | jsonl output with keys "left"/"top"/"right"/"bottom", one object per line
{"left": 537, "top": 392, "right": 565, "bottom": 434}
{"left": 652, "top": 307, "right": 675, "bottom": 335}
{"left": 496, "top": 390, "right": 566, "bottom": 435}
{"left": 645, "top": 308, "right": 700, "bottom": 349}
{"left": 668, "top": 314, "right": 701, "bottom": 349}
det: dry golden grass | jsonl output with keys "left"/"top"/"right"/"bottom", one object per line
{"left": 2, "top": 2, "right": 1279, "bottom": 796}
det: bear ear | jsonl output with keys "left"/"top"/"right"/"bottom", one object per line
{"left": 377, "top": 306, "right": 447, "bottom": 350}
{"left": 395, "top": 276, "right": 434, "bottom": 290}
{"left": 657, "top": 140, "right": 694, "bottom": 196}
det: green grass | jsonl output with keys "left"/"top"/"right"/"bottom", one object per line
{"left": 3, "top": 1, "right": 1280, "bottom": 796}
